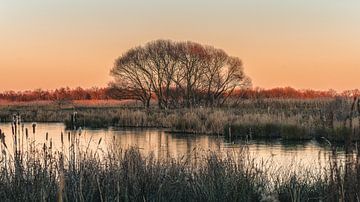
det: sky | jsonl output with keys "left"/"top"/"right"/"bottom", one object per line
{"left": 1, "top": 0, "right": 360, "bottom": 91}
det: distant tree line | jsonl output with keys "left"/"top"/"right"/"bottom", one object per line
{"left": 110, "top": 40, "right": 251, "bottom": 108}
{"left": 0, "top": 87, "right": 111, "bottom": 102}
{"left": 0, "top": 86, "right": 359, "bottom": 103}
{"left": 233, "top": 87, "right": 358, "bottom": 99}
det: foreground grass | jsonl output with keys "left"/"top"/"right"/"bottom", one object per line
{"left": 0, "top": 128, "right": 359, "bottom": 202}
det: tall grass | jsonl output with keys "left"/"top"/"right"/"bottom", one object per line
{"left": 0, "top": 126, "right": 360, "bottom": 201}
{"left": 0, "top": 125, "right": 267, "bottom": 201}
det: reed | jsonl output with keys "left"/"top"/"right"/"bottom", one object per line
{"left": 0, "top": 125, "right": 359, "bottom": 201}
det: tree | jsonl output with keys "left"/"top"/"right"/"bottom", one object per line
{"left": 111, "top": 47, "right": 153, "bottom": 108}
{"left": 144, "top": 40, "right": 179, "bottom": 109}
{"left": 201, "top": 46, "right": 251, "bottom": 106}
{"left": 174, "top": 41, "right": 209, "bottom": 107}
{"left": 110, "top": 39, "right": 252, "bottom": 108}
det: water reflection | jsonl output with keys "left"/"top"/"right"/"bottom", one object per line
{"left": 0, "top": 123, "right": 344, "bottom": 171}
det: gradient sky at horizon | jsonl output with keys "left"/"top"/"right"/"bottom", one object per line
{"left": 1, "top": 0, "right": 360, "bottom": 91}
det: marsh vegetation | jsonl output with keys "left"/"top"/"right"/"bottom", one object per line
{"left": 0, "top": 123, "right": 359, "bottom": 202}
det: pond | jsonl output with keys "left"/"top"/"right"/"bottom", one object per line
{"left": 0, "top": 122, "right": 345, "bottom": 172}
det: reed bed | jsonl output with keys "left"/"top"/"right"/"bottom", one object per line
{"left": 0, "top": 124, "right": 359, "bottom": 202}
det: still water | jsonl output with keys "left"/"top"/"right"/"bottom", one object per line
{"left": 0, "top": 122, "right": 344, "bottom": 172}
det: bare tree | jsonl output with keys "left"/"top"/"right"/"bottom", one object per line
{"left": 110, "top": 39, "right": 251, "bottom": 108}
{"left": 209, "top": 56, "right": 251, "bottom": 106}
{"left": 144, "top": 40, "right": 179, "bottom": 109}
{"left": 201, "top": 46, "right": 228, "bottom": 106}
{"left": 175, "top": 41, "right": 209, "bottom": 107}
{"left": 110, "top": 47, "right": 153, "bottom": 108}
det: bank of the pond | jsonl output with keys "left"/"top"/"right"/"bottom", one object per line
{"left": 1, "top": 98, "right": 357, "bottom": 142}
{"left": 64, "top": 109, "right": 355, "bottom": 142}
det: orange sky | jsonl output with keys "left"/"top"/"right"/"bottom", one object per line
{"left": 1, "top": 1, "right": 360, "bottom": 91}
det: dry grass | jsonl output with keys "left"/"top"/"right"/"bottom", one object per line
{"left": 0, "top": 124, "right": 359, "bottom": 201}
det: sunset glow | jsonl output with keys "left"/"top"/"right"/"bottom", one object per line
{"left": 1, "top": 0, "right": 360, "bottom": 91}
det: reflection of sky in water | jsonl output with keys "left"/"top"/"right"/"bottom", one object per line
{"left": 0, "top": 123, "right": 345, "bottom": 173}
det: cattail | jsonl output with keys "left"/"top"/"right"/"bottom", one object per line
{"left": 32, "top": 122, "right": 36, "bottom": 134}
{"left": 57, "top": 169, "right": 64, "bottom": 202}
{"left": 46, "top": 132, "right": 48, "bottom": 141}
{"left": 14, "top": 123, "right": 17, "bottom": 135}
{"left": 11, "top": 124, "right": 14, "bottom": 135}
{"left": 98, "top": 138, "right": 102, "bottom": 145}
{"left": 50, "top": 138, "right": 52, "bottom": 149}
{"left": 0, "top": 132, "right": 6, "bottom": 148}
{"left": 25, "top": 128, "right": 28, "bottom": 139}
{"left": 68, "top": 132, "right": 70, "bottom": 142}
{"left": 61, "top": 132, "right": 64, "bottom": 145}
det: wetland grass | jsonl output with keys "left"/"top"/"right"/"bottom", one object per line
{"left": 0, "top": 122, "right": 359, "bottom": 201}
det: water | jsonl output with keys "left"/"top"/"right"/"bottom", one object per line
{"left": 0, "top": 122, "right": 344, "bottom": 172}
